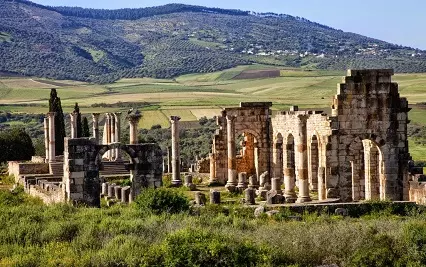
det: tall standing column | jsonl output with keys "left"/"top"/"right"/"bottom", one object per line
{"left": 296, "top": 115, "right": 311, "bottom": 203}
{"left": 47, "top": 112, "right": 56, "bottom": 163}
{"left": 44, "top": 117, "right": 49, "bottom": 163}
{"left": 225, "top": 115, "right": 237, "bottom": 190}
{"left": 170, "top": 116, "right": 182, "bottom": 186}
{"left": 114, "top": 112, "right": 122, "bottom": 160}
{"left": 128, "top": 114, "right": 142, "bottom": 145}
{"left": 110, "top": 114, "right": 116, "bottom": 160}
{"left": 106, "top": 113, "right": 112, "bottom": 159}
{"left": 92, "top": 113, "right": 100, "bottom": 144}
{"left": 70, "top": 112, "right": 78, "bottom": 139}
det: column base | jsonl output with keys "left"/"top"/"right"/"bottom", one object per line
{"left": 284, "top": 192, "right": 297, "bottom": 203}
{"left": 225, "top": 183, "right": 237, "bottom": 192}
{"left": 171, "top": 180, "right": 182, "bottom": 187}
{"left": 296, "top": 196, "right": 312, "bottom": 203}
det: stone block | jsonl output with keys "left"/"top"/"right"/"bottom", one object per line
{"left": 195, "top": 192, "right": 207, "bottom": 206}
{"left": 210, "top": 190, "right": 221, "bottom": 204}
{"left": 244, "top": 188, "right": 256, "bottom": 205}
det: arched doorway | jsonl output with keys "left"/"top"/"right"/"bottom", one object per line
{"left": 236, "top": 132, "right": 258, "bottom": 178}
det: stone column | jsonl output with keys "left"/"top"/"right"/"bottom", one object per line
{"left": 296, "top": 115, "right": 311, "bottom": 203}
{"left": 70, "top": 112, "right": 78, "bottom": 139}
{"left": 225, "top": 115, "right": 237, "bottom": 191}
{"left": 114, "top": 112, "right": 122, "bottom": 160}
{"left": 170, "top": 116, "right": 182, "bottom": 186}
{"left": 209, "top": 152, "right": 218, "bottom": 184}
{"left": 105, "top": 113, "right": 111, "bottom": 159}
{"left": 44, "top": 117, "right": 49, "bottom": 163}
{"left": 47, "top": 112, "right": 56, "bottom": 163}
{"left": 273, "top": 141, "right": 283, "bottom": 179}
{"left": 92, "top": 113, "right": 100, "bottom": 144}
{"left": 167, "top": 146, "right": 172, "bottom": 173}
{"left": 110, "top": 114, "right": 116, "bottom": 160}
{"left": 284, "top": 167, "right": 297, "bottom": 202}
{"left": 128, "top": 114, "right": 141, "bottom": 145}
{"left": 318, "top": 167, "right": 326, "bottom": 200}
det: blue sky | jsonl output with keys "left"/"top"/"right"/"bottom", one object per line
{"left": 32, "top": 0, "right": 426, "bottom": 50}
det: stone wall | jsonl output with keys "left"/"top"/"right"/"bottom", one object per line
{"left": 8, "top": 161, "right": 49, "bottom": 183}
{"left": 196, "top": 157, "right": 210, "bottom": 173}
{"left": 28, "top": 185, "right": 64, "bottom": 204}
{"left": 209, "top": 69, "right": 412, "bottom": 202}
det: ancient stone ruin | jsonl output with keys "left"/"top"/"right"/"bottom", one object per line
{"left": 8, "top": 69, "right": 426, "bottom": 206}
{"left": 208, "top": 69, "right": 415, "bottom": 202}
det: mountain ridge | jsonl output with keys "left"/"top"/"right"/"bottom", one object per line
{"left": 0, "top": 0, "right": 425, "bottom": 83}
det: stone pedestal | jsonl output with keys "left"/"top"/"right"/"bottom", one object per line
{"left": 259, "top": 171, "right": 270, "bottom": 190}
{"left": 244, "top": 188, "right": 256, "bottom": 205}
{"left": 107, "top": 183, "right": 116, "bottom": 198}
{"left": 114, "top": 186, "right": 122, "bottom": 200}
{"left": 195, "top": 192, "right": 206, "bottom": 206}
{"left": 121, "top": 186, "right": 131, "bottom": 203}
{"left": 210, "top": 190, "right": 221, "bottom": 204}
{"left": 237, "top": 172, "right": 248, "bottom": 190}
{"left": 271, "top": 177, "right": 282, "bottom": 195}
{"left": 184, "top": 174, "right": 196, "bottom": 190}
{"left": 170, "top": 116, "right": 182, "bottom": 186}
{"left": 248, "top": 175, "right": 259, "bottom": 189}
{"left": 101, "top": 182, "right": 109, "bottom": 196}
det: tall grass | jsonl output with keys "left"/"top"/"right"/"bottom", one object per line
{"left": 0, "top": 188, "right": 425, "bottom": 266}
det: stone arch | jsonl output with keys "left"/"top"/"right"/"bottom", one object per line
{"left": 347, "top": 135, "right": 386, "bottom": 201}
{"left": 63, "top": 138, "right": 163, "bottom": 207}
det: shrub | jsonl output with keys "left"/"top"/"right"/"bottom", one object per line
{"left": 134, "top": 188, "right": 189, "bottom": 215}
{"left": 158, "top": 228, "right": 265, "bottom": 267}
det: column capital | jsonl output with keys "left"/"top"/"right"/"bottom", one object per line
{"left": 128, "top": 114, "right": 142, "bottom": 124}
{"left": 226, "top": 115, "right": 236, "bottom": 122}
{"left": 92, "top": 113, "right": 100, "bottom": 118}
{"left": 170, "top": 116, "right": 181, "bottom": 122}
{"left": 47, "top": 112, "right": 56, "bottom": 118}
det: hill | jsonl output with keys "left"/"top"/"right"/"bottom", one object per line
{"left": 0, "top": 0, "right": 425, "bottom": 83}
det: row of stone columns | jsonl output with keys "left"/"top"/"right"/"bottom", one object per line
{"left": 102, "top": 113, "right": 123, "bottom": 161}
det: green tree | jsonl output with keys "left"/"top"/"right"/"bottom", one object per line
{"left": 73, "top": 102, "right": 82, "bottom": 137}
{"left": 82, "top": 117, "right": 90, "bottom": 137}
{"left": 0, "top": 127, "right": 35, "bottom": 163}
{"left": 48, "top": 89, "right": 65, "bottom": 155}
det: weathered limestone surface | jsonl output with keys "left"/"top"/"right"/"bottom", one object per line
{"left": 210, "top": 69, "right": 412, "bottom": 202}
{"left": 63, "top": 138, "right": 163, "bottom": 207}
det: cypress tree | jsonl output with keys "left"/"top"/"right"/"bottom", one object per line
{"left": 73, "top": 102, "right": 82, "bottom": 137}
{"left": 82, "top": 117, "right": 90, "bottom": 137}
{"left": 48, "top": 89, "right": 65, "bottom": 156}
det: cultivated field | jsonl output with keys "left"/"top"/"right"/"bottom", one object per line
{"left": 1, "top": 65, "right": 426, "bottom": 131}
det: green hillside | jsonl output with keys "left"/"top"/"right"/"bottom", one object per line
{"left": 0, "top": 0, "right": 425, "bottom": 83}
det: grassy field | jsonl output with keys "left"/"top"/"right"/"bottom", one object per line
{"left": 1, "top": 66, "right": 426, "bottom": 155}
